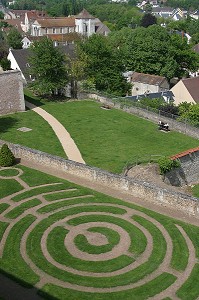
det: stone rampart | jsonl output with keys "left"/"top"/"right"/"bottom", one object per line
{"left": 1, "top": 140, "right": 199, "bottom": 218}
{"left": 87, "top": 93, "right": 199, "bottom": 139}
{"left": 166, "top": 149, "right": 199, "bottom": 186}
{"left": 0, "top": 70, "right": 25, "bottom": 115}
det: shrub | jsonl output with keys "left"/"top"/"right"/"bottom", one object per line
{"left": 158, "top": 156, "right": 180, "bottom": 175}
{"left": 0, "top": 144, "right": 15, "bottom": 167}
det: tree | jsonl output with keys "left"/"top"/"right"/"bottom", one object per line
{"left": 140, "top": 13, "right": 157, "bottom": 28}
{"left": 77, "top": 34, "right": 130, "bottom": 96}
{"left": 0, "top": 144, "right": 15, "bottom": 167}
{"left": 7, "top": 27, "right": 22, "bottom": 49}
{"left": 0, "top": 11, "right": 4, "bottom": 19}
{"left": 0, "top": 57, "right": 11, "bottom": 70}
{"left": 178, "top": 103, "right": 199, "bottom": 126}
{"left": 29, "top": 37, "right": 68, "bottom": 96}
{"left": 109, "top": 25, "right": 199, "bottom": 80}
{"left": 0, "top": 31, "right": 9, "bottom": 61}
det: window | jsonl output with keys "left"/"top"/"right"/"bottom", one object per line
{"left": 45, "top": 28, "right": 48, "bottom": 34}
{"left": 60, "top": 27, "right": 63, "bottom": 33}
{"left": 53, "top": 28, "right": 56, "bottom": 33}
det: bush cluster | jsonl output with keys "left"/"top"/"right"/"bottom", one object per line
{"left": 158, "top": 156, "right": 180, "bottom": 175}
{"left": 0, "top": 144, "right": 15, "bottom": 167}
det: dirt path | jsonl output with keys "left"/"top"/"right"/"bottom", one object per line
{"left": 0, "top": 164, "right": 198, "bottom": 299}
{"left": 21, "top": 158, "right": 199, "bottom": 226}
{"left": 25, "top": 101, "right": 85, "bottom": 164}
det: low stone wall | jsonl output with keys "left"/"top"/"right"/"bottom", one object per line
{"left": 87, "top": 93, "right": 199, "bottom": 140}
{"left": 165, "top": 150, "right": 199, "bottom": 186}
{"left": 1, "top": 140, "right": 199, "bottom": 218}
{"left": 0, "top": 70, "right": 25, "bottom": 115}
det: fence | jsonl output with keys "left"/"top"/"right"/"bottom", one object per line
{"left": 86, "top": 93, "right": 199, "bottom": 140}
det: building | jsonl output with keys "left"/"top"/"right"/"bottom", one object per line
{"left": 31, "top": 9, "right": 110, "bottom": 39}
{"left": 171, "top": 77, "right": 199, "bottom": 105}
{"left": 127, "top": 72, "right": 169, "bottom": 96}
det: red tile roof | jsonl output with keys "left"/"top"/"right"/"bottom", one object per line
{"left": 170, "top": 146, "right": 199, "bottom": 160}
{"left": 75, "top": 9, "right": 95, "bottom": 19}
{"left": 36, "top": 17, "right": 75, "bottom": 27}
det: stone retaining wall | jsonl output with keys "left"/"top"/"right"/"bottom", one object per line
{"left": 87, "top": 93, "right": 199, "bottom": 140}
{"left": 0, "top": 70, "right": 25, "bottom": 115}
{"left": 165, "top": 150, "right": 199, "bottom": 186}
{"left": 1, "top": 140, "right": 199, "bottom": 218}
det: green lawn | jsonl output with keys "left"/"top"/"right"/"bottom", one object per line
{"left": 0, "top": 91, "right": 198, "bottom": 173}
{"left": 192, "top": 184, "right": 199, "bottom": 198}
{"left": 0, "top": 165, "right": 199, "bottom": 299}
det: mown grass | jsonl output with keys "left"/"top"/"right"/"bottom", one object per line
{"left": 0, "top": 169, "right": 20, "bottom": 177}
{"left": 192, "top": 184, "right": 199, "bottom": 198}
{"left": 39, "top": 100, "right": 199, "bottom": 173}
{"left": 0, "top": 221, "right": 8, "bottom": 242}
{"left": 0, "top": 109, "right": 66, "bottom": 159}
{"left": 74, "top": 227, "right": 121, "bottom": 254}
{"left": 0, "top": 179, "right": 23, "bottom": 198}
{"left": 0, "top": 203, "right": 9, "bottom": 214}
{"left": 40, "top": 273, "right": 176, "bottom": 300}
{"left": 0, "top": 214, "right": 39, "bottom": 286}
{"left": 0, "top": 165, "right": 199, "bottom": 298}
{"left": 5, "top": 198, "right": 41, "bottom": 219}
{"left": 47, "top": 226, "right": 134, "bottom": 273}
{"left": 176, "top": 264, "right": 199, "bottom": 300}
{"left": 1, "top": 91, "right": 199, "bottom": 173}
{"left": 11, "top": 183, "right": 70, "bottom": 202}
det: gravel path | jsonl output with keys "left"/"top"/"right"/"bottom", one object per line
{"left": 25, "top": 101, "right": 85, "bottom": 164}
{"left": 0, "top": 164, "right": 198, "bottom": 299}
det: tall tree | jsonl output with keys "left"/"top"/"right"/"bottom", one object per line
{"left": 29, "top": 37, "right": 68, "bottom": 96}
{"left": 7, "top": 27, "right": 22, "bottom": 49}
{"left": 140, "top": 13, "right": 157, "bottom": 28}
{"left": 77, "top": 34, "right": 130, "bottom": 96}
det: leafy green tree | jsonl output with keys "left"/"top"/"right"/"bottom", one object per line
{"left": 139, "top": 97, "right": 165, "bottom": 109}
{"left": 178, "top": 103, "right": 199, "bottom": 126}
{"left": 29, "top": 37, "right": 68, "bottom": 96}
{"left": 140, "top": 13, "right": 157, "bottom": 28}
{"left": 0, "top": 144, "right": 15, "bottom": 167}
{"left": 77, "top": 34, "right": 130, "bottom": 96}
{"left": 7, "top": 28, "right": 22, "bottom": 49}
{"left": 0, "top": 11, "right": 4, "bottom": 19}
{"left": 109, "top": 25, "right": 199, "bottom": 80}
{"left": 0, "top": 57, "right": 11, "bottom": 70}
{"left": 0, "top": 31, "right": 8, "bottom": 60}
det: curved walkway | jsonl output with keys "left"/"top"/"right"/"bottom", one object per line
{"left": 25, "top": 101, "right": 85, "bottom": 164}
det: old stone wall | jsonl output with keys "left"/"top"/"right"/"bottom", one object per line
{"left": 0, "top": 70, "right": 25, "bottom": 115}
{"left": 165, "top": 151, "right": 199, "bottom": 186}
{"left": 87, "top": 93, "right": 199, "bottom": 140}
{"left": 1, "top": 140, "right": 199, "bottom": 218}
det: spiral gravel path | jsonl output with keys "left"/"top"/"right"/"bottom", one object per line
{"left": 0, "top": 166, "right": 198, "bottom": 300}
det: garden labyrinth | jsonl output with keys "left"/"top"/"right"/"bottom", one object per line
{"left": 0, "top": 166, "right": 199, "bottom": 299}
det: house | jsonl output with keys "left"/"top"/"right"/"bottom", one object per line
{"left": 21, "top": 10, "right": 49, "bottom": 33}
{"left": 30, "top": 9, "right": 110, "bottom": 38}
{"left": 171, "top": 77, "right": 199, "bottom": 105}
{"left": 152, "top": 7, "right": 187, "bottom": 20}
{"left": 7, "top": 44, "right": 75, "bottom": 84}
{"left": 190, "top": 10, "right": 199, "bottom": 20}
{"left": 127, "top": 72, "right": 169, "bottom": 96}
{"left": 125, "top": 90, "right": 173, "bottom": 103}
{"left": 7, "top": 48, "right": 31, "bottom": 83}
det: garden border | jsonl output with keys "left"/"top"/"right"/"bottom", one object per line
{"left": 0, "top": 140, "right": 199, "bottom": 218}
